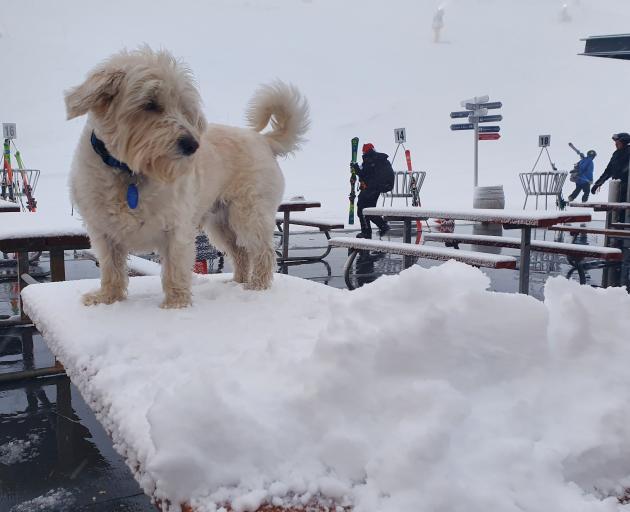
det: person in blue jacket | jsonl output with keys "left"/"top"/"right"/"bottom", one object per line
{"left": 568, "top": 150, "right": 596, "bottom": 202}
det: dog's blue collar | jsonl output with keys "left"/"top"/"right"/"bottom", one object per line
{"left": 90, "top": 131, "right": 133, "bottom": 174}
{"left": 90, "top": 131, "right": 139, "bottom": 209}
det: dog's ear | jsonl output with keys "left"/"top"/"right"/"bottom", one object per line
{"left": 64, "top": 68, "right": 125, "bottom": 120}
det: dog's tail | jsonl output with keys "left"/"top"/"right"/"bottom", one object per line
{"left": 246, "top": 80, "right": 310, "bottom": 157}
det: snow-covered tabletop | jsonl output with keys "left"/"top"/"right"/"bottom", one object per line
{"left": 21, "top": 266, "right": 630, "bottom": 512}
{"left": 0, "top": 198, "right": 21, "bottom": 211}
{"left": 0, "top": 212, "right": 87, "bottom": 240}
{"left": 363, "top": 207, "right": 592, "bottom": 227}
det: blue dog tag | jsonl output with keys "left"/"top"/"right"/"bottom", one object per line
{"left": 127, "top": 183, "right": 139, "bottom": 209}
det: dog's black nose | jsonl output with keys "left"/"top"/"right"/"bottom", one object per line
{"left": 178, "top": 136, "right": 199, "bottom": 156}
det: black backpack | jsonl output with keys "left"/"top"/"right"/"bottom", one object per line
{"left": 379, "top": 159, "right": 395, "bottom": 193}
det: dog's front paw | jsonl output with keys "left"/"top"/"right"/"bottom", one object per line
{"left": 160, "top": 292, "right": 192, "bottom": 309}
{"left": 82, "top": 289, "right": 126, "bottom": 306}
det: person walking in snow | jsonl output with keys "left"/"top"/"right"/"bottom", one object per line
{"left": 432, "top": 7, "right": 445, "bottom": 43}
{"left": 567, "top": 150, "right": 596, "bottom": 203}
{"left": 350, "top": 143, "right": 394, "bottom": 239}
{"left": 591, "top": 133, "right": 630, "bottom": 197}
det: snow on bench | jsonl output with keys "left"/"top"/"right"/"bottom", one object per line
{"left": 0, "top": 198, "right": 20, "bottom": 212}
{"left": 328, "top": 237, "right": 517, "bottom": 269}
{"left": 275, "top": 213, "right": 344, "bottom": 231}
{"left": 0, "top": 212, "right": 87, "bottom": 240}
{"left": 423, "top": 232, "right": 623, "bottom": 260}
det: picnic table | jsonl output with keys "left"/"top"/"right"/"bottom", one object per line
{"left": 0, "top": 213, "right": 90, "bottom": 323}
{"left": 363, "top": 206, "right": 591, "bottom": 294}
{"left": 0, "top": 198, "right": 21, "bottom": 212}
{"left": 568, "top": 201, "right": 630, "bottom": 229}
{"left": 277, "top": 199, "right": 322, "bottom": 267}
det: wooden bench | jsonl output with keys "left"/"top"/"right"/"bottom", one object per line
{"left": 549, "top": 225, "right": 630, "bottom": 239}
{"left": 275, "top": 213, "right": 344, "bottom": 262}
{"left": 328, "top": 237, "right": 517, "bottom": 290}
{"left": 424, "top": 232, "right": 623, "bottom": 285}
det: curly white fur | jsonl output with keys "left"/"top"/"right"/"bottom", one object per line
{"left": 66, "top": 47, "right": 309, "bottom": 308}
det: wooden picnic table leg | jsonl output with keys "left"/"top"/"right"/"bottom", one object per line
{"left": 17, "top": 251, "right": 30, "bottom": 323}
{"left": 519, "top": 227, "right": 532, "bottom": 294}
{"left": 49, "top": 248, "right": 66, "bottom": 282}
{"left": 403, "top": 219, "right": 412, "bottom": 269}
{"left": 280, "top": 211, "right": 290, "bottom": 274}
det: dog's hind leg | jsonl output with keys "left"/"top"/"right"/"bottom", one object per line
{"left": 226, "top": 201, "right": 276, "bottom": 291}
{"left": 83, "top": 235, "right": 128, "bottom": 306}
{"left": 159, "top": 229, "right": 195, "bottom": 309}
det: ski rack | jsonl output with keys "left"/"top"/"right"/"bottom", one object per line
{"left": 1, "top": 138, "right": 39, "bottom": 212}
{"left": 519, "top": 145, "right": 567, "bottom": 210}
{"left": 384, "top": 142, "right": 426, "bottom": 207}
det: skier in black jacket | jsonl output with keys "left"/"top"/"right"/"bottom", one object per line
{"left": 351, "top": 143, "right": 393, "bottom": 239}
{"left": 591, "top": 132, "right": 630, "bottom": 197}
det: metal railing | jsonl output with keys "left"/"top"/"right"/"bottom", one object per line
{"left": 381, "top": 171, "right": 426, "bottom": 206}
{"left": 519, "top": 171, "right": 567, "bottom": 209}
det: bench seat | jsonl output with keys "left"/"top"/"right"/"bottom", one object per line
{"left": 275, "top": 213, "right": 344, "bottom": 231}
{"left": 549, "top": 225, "right": 630, "bottom": 239}
{"left": 424, "top": 232, "right": 623, "bottom": 285}
{"left": 275, "top": 214, "right": 344, "bottom": 263}
{"left": 423, "top": 233, "right": 623, "bottom": 259}
{"left": 328, "top": 237, "right": 516, "bottom": 289}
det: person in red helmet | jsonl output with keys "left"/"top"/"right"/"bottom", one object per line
{"left": 350, "top": 143, "right": 395, "bottom": 238}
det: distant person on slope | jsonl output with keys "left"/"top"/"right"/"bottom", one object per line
{"left": 591, "top": 133, "right": 630, "bottom": 198}
{"left": 350, "top": 143, "right": 394, "bottom": 239}
{"left": 432, "top": 7, "right": 445, "bottom": 43}
{"left": 567, "top": 150, "right": 596, "bottom": 203}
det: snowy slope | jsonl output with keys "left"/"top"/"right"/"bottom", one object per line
{"left": 2, "top": 0, "right": 630, "bottom": 219}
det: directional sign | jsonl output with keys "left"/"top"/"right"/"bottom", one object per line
{"left": 478, "top": 125, "right": 501, "bottom": 133}
{"left": 460, "top": 95, "right": 489, "bottom": 108}
{"left": 480, "top": 114, "right": 502, "bottom": 122}
{"left": 450, "top": 111, "right": 471, "bottom": 118}
{"left": 479, "top": 133, "right": 501, "bottom": 141}
{"left": 480, "top": 101, "right": 502, "bottom": 110}
{"left": 450, "top": 123, "right": 475, "bottom": 131}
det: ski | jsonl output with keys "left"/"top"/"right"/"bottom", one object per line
{"left": 2, "top": 139, "right": 15, "bottom": 201}
{"left": 348, "top": 137, "right": 359, "bottom": 224}
{"left": 405, "top": 149, "right": 423, "bottom": 241}
{"left": 13, "top": 145, "right": 37, "bottom": 212}
{"left": 568, "top": 142, "right": 585, "bottom": 159}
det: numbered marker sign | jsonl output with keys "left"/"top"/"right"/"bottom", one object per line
{"left": 539, "top": 134, "right": 551, "bottom": 147}
{"left": 394, "top": 127, "right": 406, "bottom": 144}
{"left": 2, "top": 123, "right": 17, "bottom": 140}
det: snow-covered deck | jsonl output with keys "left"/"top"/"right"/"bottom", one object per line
{"left": 20, "top": 267, "right": 630, "bottom": 512}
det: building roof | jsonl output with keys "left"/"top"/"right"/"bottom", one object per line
{"left": 581, "top": 33, "right": 630, "bottom": 60}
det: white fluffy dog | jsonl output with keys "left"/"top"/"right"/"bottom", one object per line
{"left": 66, "top": 48, "right": 309, "bottom": 308}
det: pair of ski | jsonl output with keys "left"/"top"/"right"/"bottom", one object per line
{"left": 2, "top": 139, "right": 37, "bottom": 212}
{"left": 348, "top": 137, "right": 421, "bottom": 238}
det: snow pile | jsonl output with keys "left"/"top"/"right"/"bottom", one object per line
{"left": 0, "top": 433, "right": 40, "bottom": 465}
{"left": 9, "top": 488, "right": 75, "bottom": 512}
{"left": 21, "top": 265, "right": 630, "bottom": 511}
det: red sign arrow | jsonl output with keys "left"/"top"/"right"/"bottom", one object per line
{"left": 478, "top": 133, "right": 501, "bottom": 140}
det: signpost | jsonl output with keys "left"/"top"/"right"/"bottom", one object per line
{"left": 394, "top": 127, "right": 407, "bottom": 144}
{"left": 450, "top": 96, "right": 503, "bottom": 187}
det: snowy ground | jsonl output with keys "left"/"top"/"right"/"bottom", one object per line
{"left": 21, "top": 267, "right": 630, "bottom": 512}
{"left": 3, "top": 0, "right": 630, "bottom": 220}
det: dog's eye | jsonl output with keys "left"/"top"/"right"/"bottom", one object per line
{"left": 144, "top": 100, "right": 162, "bottom": 113}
